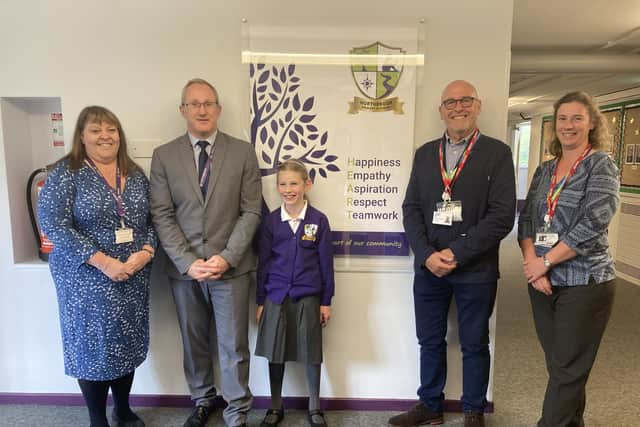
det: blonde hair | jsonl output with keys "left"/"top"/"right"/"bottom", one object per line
{"left": 277, "top": 159, "right": 309, "bottom": 182}
{"left": 549, "top": 91, "right": 610, "bottom": 158}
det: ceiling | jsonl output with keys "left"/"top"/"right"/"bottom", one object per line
{"left": 509, "top": 0, "right": 640, "bottom": 121}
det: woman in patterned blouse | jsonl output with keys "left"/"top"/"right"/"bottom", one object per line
{"left": 518, "top": 92, "right": 619, "bottom": 427}
{"left": 38, "top": 106, "right": 156, "bottom": 427}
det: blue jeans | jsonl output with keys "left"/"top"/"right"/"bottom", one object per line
{"left": 413, "top": 272, "right": 497, "bottom": 413}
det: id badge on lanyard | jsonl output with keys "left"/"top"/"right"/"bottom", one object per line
{"left": 115, "top": 219, "right": 134, "bottom": 244}
{"left": 85, "top": 159, "right": 134, "bottom": 244}
{"left": 433, "top": 200, "right": 462, "bottom": 226}
{"left": 535, "top": 145, "right": 591, "bottom": 248}
{"left": 113, "top": 183, "right": 133, "bottom": 244}
{"left": 432, "top": 130, "right": 478, "bottom": 226}
{"left": 535, "top": 223, "right": 558, "bottom": 248}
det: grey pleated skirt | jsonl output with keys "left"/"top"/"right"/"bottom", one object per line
{"left": 255, "top": 295, "right": 323, "bottom": 364}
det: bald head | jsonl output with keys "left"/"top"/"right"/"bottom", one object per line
{"left": 439, "top": 80, "right": 482, "bottom": 142}
{"left": 440, "top": 80, "right": 478, "bottom": 102}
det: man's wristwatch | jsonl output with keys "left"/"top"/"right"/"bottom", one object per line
{"left": 543, "top": 255, "right": 552, "bottom": 268}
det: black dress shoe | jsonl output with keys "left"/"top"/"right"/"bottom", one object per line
{"left": 111, "top": 409, "right": 145, "bottom": 427}
{"left": 184, "top": 405, "right": 212, "bottom": 427}
{"left": 260, "top": 407, "right": 285, "bottom": 426}
{"left": 308, "top": 409, "right": 327, "bottom": 427}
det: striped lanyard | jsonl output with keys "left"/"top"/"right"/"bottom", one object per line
{"left": 85, "top": 158, "right": 126, "bottom": 227}
{"left": 438, "top": 129, "right": 480, "bottom": 202}
{"left": 199, "top": 144, "right": 216, "bottom": 190}
{"left": 544, "top": 145, "right": 592, "bottom": 226}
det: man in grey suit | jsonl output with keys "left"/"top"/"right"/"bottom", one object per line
{"left": 150, "top": 78, "right": 261, "bottom": 427}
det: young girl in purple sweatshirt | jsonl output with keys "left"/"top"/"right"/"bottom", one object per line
{"left": 255, "top": 159, "right": 335, "bottom": 427}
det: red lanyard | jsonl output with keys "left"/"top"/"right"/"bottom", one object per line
{"left": 544, "top": 145, "right": 592, "bottom": 225}
{"left": 438, "top": 129, "right": 480, "bottom": 201}
{"left": 85, "top": 158, "right": 126, "bottom": 223}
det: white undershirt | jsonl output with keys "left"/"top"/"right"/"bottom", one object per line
{"left": 280, "top": 200, "right": 308, "bottom": 233}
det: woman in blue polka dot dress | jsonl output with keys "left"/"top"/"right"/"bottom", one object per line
{"left": 38, "top": 106, "right": 156, "bottom": 427}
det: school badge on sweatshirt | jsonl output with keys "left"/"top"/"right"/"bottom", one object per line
{"left": 302, "top": 224, "right": 318, "bottom": 241}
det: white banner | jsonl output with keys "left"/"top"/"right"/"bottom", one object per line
{"left": 248, "top": 26, "right": 418, "bottom": 256}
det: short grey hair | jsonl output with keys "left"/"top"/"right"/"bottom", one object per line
{"left": 181, "top": 78, "right": 220, "bottom": 105}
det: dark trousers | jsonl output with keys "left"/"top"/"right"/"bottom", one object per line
{"left": 528, "top": 279, "right": 615, "bottom": 427}
{"left": 413, "top": 273, "right": 497, "bottom": 413}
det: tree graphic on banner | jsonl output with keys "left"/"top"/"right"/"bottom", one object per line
{"left": 250, "top": 63, "right": 340, "bottom": 182}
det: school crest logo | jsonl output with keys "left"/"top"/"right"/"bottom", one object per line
{"left": 302, "top": 223, "right": 318, "bottom": 241}
{"left": 348, "top": 41, "right": 405, "bottom": 114}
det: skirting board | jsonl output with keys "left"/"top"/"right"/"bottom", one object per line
{"left": 617, "top": 271, "right": 640, "bottom": 287}
{"left": 0, "top": 394, "right": 493, "bottom": 413}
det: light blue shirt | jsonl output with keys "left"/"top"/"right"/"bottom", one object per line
{"left": 188, "top": 131, "right": 217, "bottom": 168}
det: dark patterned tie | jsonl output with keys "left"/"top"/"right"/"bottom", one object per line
{"left": 197, "top": 140, "right": 209, "bottom": 197}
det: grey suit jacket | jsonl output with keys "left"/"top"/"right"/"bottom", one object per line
{"left": 150, "top": 131, "right": 262, "bottom": 280}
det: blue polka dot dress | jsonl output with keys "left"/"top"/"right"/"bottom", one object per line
{"left": 38, "top": 159, "right": 156, "bottom": 381}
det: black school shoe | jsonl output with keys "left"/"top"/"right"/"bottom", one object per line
{"left": 260, "top": 407, "right": 285, "bottom": 426}
{"left": 308, "top": 409, "right": 328, "bottom": 427}
{"left": 111, "top": 409, "right": 145, "bottom": 427}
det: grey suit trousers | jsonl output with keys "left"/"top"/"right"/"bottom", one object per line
{"left": 171, "top": 273, "right": 253, "bottom": 426}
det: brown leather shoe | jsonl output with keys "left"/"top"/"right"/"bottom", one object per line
{"left": 388, "top": 402, "right": 444, "bottom": 426}
{"left": 464, "top": 411, "right": 485, "bottom": 427}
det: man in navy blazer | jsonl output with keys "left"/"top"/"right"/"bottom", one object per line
{"left": 389, "top": 80, "right": 516, "bottom": 427}
{"left": 150, "top": 78, "right": 261, "bottom": 427}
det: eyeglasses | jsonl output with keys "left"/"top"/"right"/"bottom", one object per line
{"left": 183, "top": 101, "right": 218, "bottom": 111}
{"left": 441, "top": 96, "right": 476, "bottom": 110}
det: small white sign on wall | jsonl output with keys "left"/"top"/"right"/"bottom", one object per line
{"left": 130, "top": 139, "right": 161, "bottom": 158}
{"left": 51, "top": 112, "right": 64, "bottom": 147}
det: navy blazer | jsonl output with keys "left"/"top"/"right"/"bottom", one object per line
{"left": 402, "top": 134, "right": 516, "bottom": 283}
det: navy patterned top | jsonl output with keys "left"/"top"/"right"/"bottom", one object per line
{"left": 518, "top": 151, "right": 619, "bottom": 286}
{"left": 38, "top": 159, "right": 156, "bottom": 380}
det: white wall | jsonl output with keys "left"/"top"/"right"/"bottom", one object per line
{"left": 527, "top": 114, "right": 543, "bottom": 188}
{"left": 0, "top": 0, "right": 514, "bottom": 400}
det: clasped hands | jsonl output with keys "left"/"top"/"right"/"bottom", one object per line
{"left": 522, "top": 256, "right": 552, "bottom": 296}
{"left": 425, "top": 248, "right": 457, "bottom": 277}
{"left": 187, "top": 255, "right": 229, "bottom": 282}
{"left": 91, "top": 249, "right": 153, "bottom": 282}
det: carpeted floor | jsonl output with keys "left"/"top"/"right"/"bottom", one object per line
{"left": 489, "top": 232, "right": 640, "bottom": 427}
{"left": 2, "top": 231, "right": 639, "bottom": 426}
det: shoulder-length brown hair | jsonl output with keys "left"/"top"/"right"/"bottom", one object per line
{"left": 549, "top": 91, "right": 610, "bottom": 158}
{"left": 62, "top": 105, "right": 140, "bottom": 175}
